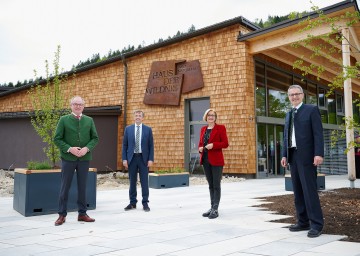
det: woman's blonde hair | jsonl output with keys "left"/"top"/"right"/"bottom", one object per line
{"left": 202, "top": 108, "right": 217, "bottom": 122}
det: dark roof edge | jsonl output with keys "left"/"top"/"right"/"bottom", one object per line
{"left": 0, "top": 16, "right": 258, "bottom": 98}
{"left": 238, "top": 0, "right": 359, "bottom": 42}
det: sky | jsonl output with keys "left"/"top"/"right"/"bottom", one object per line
{"left": 0, "top": 0, "right": 353, "bottom": 85}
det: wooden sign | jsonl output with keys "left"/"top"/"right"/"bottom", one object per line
{"left": 144, "top": 60, "right": 204, "bottom": 106}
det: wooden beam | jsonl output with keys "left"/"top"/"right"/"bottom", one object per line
{"left": 249, "top": 20, "right": 347, "bottom": 54}
{"left": 263, "top": 49, "right": 360, "bottom": 94}
{"left": 280, "top": 46, "right": 342, "bottom": 74}
{"left": 349, "top": 26, "right": 360, "bottom": 63}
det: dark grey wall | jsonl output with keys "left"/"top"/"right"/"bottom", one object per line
{"left": 0, "top": 118, "right": 47, "bottom": 169}
{"left": 91, "top": 115, "right": 118, "bottom": 172}
{"left": 0, "top": 115, "right": 118, "bottom": 171}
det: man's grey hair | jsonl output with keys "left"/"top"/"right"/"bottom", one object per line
{"left": 288, "top": 84, "right": 303, "bottom": 93}
{"left": 70, "top": 96, "right": 85, "bottom": 105}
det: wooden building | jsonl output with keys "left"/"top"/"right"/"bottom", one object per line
{"left": 0, "top": 0, "right": 359, "bottom": 178}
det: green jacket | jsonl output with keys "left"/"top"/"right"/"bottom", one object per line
{"left": 54, "top": 114, "right": 99, "bottom": 161}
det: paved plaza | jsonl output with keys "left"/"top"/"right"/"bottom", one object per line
{"left": 0, "top": 175, "right": 359, "bottom": 256}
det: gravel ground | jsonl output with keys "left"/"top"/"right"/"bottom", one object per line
{"left": 0, "top": 169, "right": 245, "bottom": 197}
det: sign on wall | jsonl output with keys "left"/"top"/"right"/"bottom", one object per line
{"left": 144, "top": 60, "right": 204, "bottom": 106}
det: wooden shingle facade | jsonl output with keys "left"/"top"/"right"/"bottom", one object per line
{"left": 1, "top": 0, "right": 359, "bottom": 177}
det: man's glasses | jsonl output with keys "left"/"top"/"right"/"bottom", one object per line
{"left": 288, "top": 93, "right": 303, "bottom": 97}
{"left": 72, "top": 103, "right": 84, "bottom": 107}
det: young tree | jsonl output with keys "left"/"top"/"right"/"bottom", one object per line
{"left": 28, "top": 45, "right": 72, "bottom": 168}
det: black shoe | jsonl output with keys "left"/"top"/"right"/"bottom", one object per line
{"left": 202, "top": 209, "right": 212, "bottom": 217}
{"left": 307, "top": 229, "right": 322, "bottom": 238}
{"left": 289, "top": 224, "right": 310, "bottom": 232}
{"left": 208, "top": 209, "right": 219, "bottom": 219}
{"left": 143, "top": 203, "right": 150, "bottom": 212}
{"left": 124, "top": 204, "right": 136, "bottom": 211}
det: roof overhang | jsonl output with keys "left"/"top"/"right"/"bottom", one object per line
{"left": 238, "top": 0, "right": 360, "bottom": 94}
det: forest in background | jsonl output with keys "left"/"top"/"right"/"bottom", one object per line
{"left": 0, "top": 12, "right": 296, "bottom": 88}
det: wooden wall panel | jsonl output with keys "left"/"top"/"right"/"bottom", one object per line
{"left": 0, "top": 24, "right": 257, "bottom": 175}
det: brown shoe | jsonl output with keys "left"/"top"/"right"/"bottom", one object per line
{"left": 78, "top": 214, "right": 95, "bottom": 222}
{"left": 55, "top": 215, "right": 66, "bottom": 226}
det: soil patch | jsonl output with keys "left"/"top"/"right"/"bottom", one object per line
{"left": 257, "top": 188, "right": 360, "bottom": 242}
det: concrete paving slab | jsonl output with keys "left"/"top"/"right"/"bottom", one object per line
{"left": 0, "top": 175, "right": 358, "bottom": 256}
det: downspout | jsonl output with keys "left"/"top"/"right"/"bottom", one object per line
{"left": 121, "top": 55, "right": 128, "bottom": 129}
{"left": 121, "top": 55, "right": 128, "bottom": 172}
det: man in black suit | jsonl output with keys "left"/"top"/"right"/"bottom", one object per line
{"left": 281, "top": 84, "right": 324, "bottom": 238}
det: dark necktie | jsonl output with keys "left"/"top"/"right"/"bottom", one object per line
{"left": 135, "top": 126, "right": 140, "bottom": 153}
{"left": 289, "top": 108, "right": 296, "bottom": 147}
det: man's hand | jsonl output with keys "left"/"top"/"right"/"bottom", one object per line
{"left": 69, "top": 147, "right": 81, "bottom": 156}
{"left": 313, "top": 156, "right": 323, "bottom": 166}
{"left": 69, "top": 147, "right": 89, "bottom": 157}
{"left": 123, "top": 160, "right": 128, "bottom": 170}
{"left": 78, "top": 147, "right": 89, "bottom": 157}
{"left": 281, "top": 157, "right": 288, "bottom": 167}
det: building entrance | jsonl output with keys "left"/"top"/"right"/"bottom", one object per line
{"left": 257, "top": 123, "right": 286, "bottom": 177}
{"left": 185, "top": 98, "right": 209, "bottom": 173}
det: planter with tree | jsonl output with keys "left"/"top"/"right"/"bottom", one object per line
{"left": 13, "top": 46, "right": 97, "bottom": 217}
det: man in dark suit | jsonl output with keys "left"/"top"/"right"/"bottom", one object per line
{"left": 122, "top": 110, "right": 154, "bottom": 212}
{"left": 281, "top": 85, "right": 324, "bottom": 238}
{"left": 53, "top": 96, "right": 99, "bottom": 226}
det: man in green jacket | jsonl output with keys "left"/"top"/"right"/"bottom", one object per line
{"left": 53, "top": 96, "right": 99, "bottom": 226}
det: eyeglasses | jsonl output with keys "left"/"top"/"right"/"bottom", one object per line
{"left": 207, "top": 114, "right": 216, "bottom": 117}
{"left": 72, "top": 103, "right": 84, "bottom": 107}
{"left": 288, "top": 93, "right": 303, "bottom": 97}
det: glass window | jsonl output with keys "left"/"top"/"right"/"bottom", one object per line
{"left": 307, "top": 82, "right": 317, "bottom": 105}
{"left": 257, "top": 124, "right": 267, "bottom": 176}
{"left": 336, "top": 94, "right": 345, "bottom": 125}
{"left": 256, "top": 62, "right": 266, "bottom": 116}
{"left": 188, "top": 98, "right": 209, "bottom": 173}
{"left": 190, "top": 124, "right": 203, "bottom": 153}
{"left": 353, "top": 100, "right": 360, "bottom": 124}
{"left": 327, "top": 92, "right": 336, "bottom": 124}
{"left": 189, "top": 99, "right": 208, "bottom": 121}
{"left": 294, "top": 77, "right": 306, "bottom": 88}
{"left": 294, "top": 77, "right": 307, "bottom": 99}
{"left": 266, "top": 67, "right": 292, "bottom": 118}
{"left": 336, "top": 94, "right": 344, "bottom": 114}
{"left": 320, "top": 109, "right": 328, "bottom": 123}
{"left": 275, "top": 125, "right": 285, "bottom": 175}
{"left": 318, "top": 88, "right": 326, "bottom": 108}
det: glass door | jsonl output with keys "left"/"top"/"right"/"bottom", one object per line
{"left": 257, "top": 124, "right": 285, "bottom": 177}
{"left": 185, "top": 98, "right": 209, "bottom": 173}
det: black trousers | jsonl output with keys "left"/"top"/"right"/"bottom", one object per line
{"left": 202, "top": 158, "right": 223, "bottom": 210}
{"left": 355, "top": 155, "right": 360, "bottom": 179}
{"left": 58, "top": 159, "right": 90, "bottom": 216}
{"left": 289, "top": 149, "right": 324, "bottom": 231}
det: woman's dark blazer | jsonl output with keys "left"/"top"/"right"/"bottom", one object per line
{"left": 198, "top": 124, "right": 229, "bottom": 166}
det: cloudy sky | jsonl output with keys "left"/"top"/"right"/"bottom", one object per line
{"left": 0, "top": 0, "right": 350, "bottom": 85}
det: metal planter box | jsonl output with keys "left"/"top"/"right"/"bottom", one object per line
{"left": 149, "top": 173, "right": 189, "bottom": 189}
{"left": 285, "top": 173, "right": 325, "bottom": 191}
{"left": 13, "top": 168, "right": 97, "bottom": 217}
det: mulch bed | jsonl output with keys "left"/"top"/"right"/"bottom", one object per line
{"left": 256, "top": 188, "right": 360, "bottom": 242}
